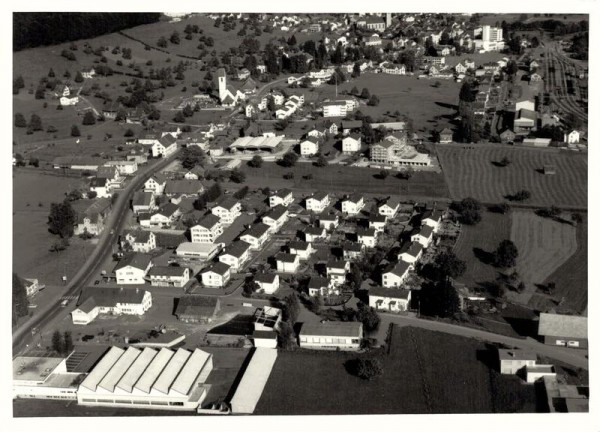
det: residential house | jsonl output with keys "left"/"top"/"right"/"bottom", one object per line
{"left": 287, "top": 241, "right": 313, "bottom": 260}
{"left": 369, "top": 287, "right": 412, "bottom": 312}
{"left": 148, "top": 266, "right": 190, "bottom": 288}
{"left": 104, "top": 160, "right": 138, "bottom": 175}
{"left": 307, "top": 276, "right": 335, "bottom": 297}
{"left": 411, "top": 225, "right": 434, "bottom": 248}
{"left": 113, "top": 253, "right": 153, "bottom": 285}
{"left": 319, "top": 212, "right": 340, "bottom": 231}
{"left": 175, "top": 296, "right": 220, "bottom": 323}
{"left": 341, "top": 194, "right": 365, "bottom": 216}
{"left": 211, "top": 197, "right": 242, "bottom": 225}
{"left": 191, "top": 214, "right": 223, "bottom": 244}
{"left": 343, "top": 242, "right": 365, "bottom": 261}
{"left": 141, "top": 203, "right": 181, "bottom": 228}
{"left": 538, "top": 313, "right": 588, "bottom": 349}
{"left": 262, "top": 206, "right": 289, "bottom": 234}
{"left": 275, "top": 252, "right": 300, "bottom": 273}
{"left": 183, "top": 167, "right": 205, "bottom": 180}
{"left": 304, "top": 226, "right": 327, "bottom": 243}
{"left": 71, "top": 287, "right": 152, "bottom": 325}
{"left": 382, "top": 261, "right": 411, "bottom": 288}
{"left": 439, "top": 128, "right": 453, "bottom": 143}
{"left": 300, "top": 137, "right": 319, "bottom": 157}
{"left": 122, "top": 230, "right": 157, "bottom": 253}
{"left": 341, "top": 120, "right": 362, "bottom": 136}
{"left": 421, "top": 208, "right": 444, "bottom": 232}
{"left": 269, "top": 189, "right": 293, "bottom": 207}
{"left": 144, "top": 173, "right": 168, "bottom": 195}
{"left": 218, "top": 241, "right": 251, "bottom": 272}
{"left": 381, "top": 62, "right": 406, "bottom": 75}
{"left": 73, "top": 198, "right": 111, "bottom": 236}
{"left": 342, "top": 134, "right": 362, "bottom": 154}
{"left": 327, "top": 259, "right": 350, "bottom": 286}
{"left": 299, "top": 322, "right": 363, "bottom": 351}
{"left": 357, "top": 228, "right": 378, "bottom": 248}
{"left": 398, "top": 241, "right": 423, "bottom": 264}
{"left": 369, "top": 213, "right": 387, "bottom": 232}
{"left": 201, "top": 262, "right": 232, "bottom": 288}
{"left": 564, "top": 130, "right": 580, "bottom": 144}
{"left": 498, "top": 349, "right": 537, "bottom": 375}
{"left": 378, "top": 198, "right": 401, "bottom": 218}
{"left": 240, "top": 223, "right": 271, "bottom": 250}
{"left": 164, "top": 180, "right": 205, "bottom": 202}
{"left": 151, "top": 135, "right": 178, "bottom": 158}
{"left": 254, "top": 273, "right": 280, "bottom": 295}
{"left": 306, "top": 192, "right": 331, "bottom": 213}
{"left": 89, "top": 178, "right": 111, "bottom": 198}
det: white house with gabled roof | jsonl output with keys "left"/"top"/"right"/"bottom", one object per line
{"left": 306, "top": 192, "right": 330, "bottom": 213}
{"left": 341, "top": 194, "right": 365, "bottom": 216}
{"left": 211, "top": 197, "right": 242, "bottom": 225}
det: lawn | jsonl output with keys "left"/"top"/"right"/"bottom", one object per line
{"left": 255, "top": 325, "right": 538, "bottom": 414}
{"left": 241, "top": 161, "right": 449, "bottom": 199}
{"left": 13, "top": 170, "right": 96, "bottom": 285}
{"left": 437, "top": 146, "right": 588, "bottom": 208}
{"left": 453, "top": 210, "right": 512, "bottom": 287}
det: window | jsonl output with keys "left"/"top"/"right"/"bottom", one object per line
{"left": 567, "top": 340, "right": 580, "bottom": 347}
{"left": 169, "top": 401, "right": 184, "bottom": 406}
{"left": 555, "top": 340, "right": 566, "bottom": 346}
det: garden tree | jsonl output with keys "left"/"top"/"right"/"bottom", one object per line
{"left": 563, "top": 112, "right": 583, "bottom": 131}
{"left": 282, "top": 292, "right": 300, "bottom": 324}
{"left": 331, "top": 43, "right": 344, "bottom": 64}
{"left": 48, "top": 67, "right": 55, "bottom": 77}
{"left": 35, "top": 86, "right": 46, "bottom": 99}
{"left": 498, "top": 156, "right": 511, "bottom": 166}
{"left": 182, "top": 105, "right": 194, "bottom": 117}
{"left": 537, "top": 125, "right": 564, "bottom": 142}
{"left": 124, "top": 128, "right": 135, "bottom": 137}
{"left": 193, "top": 194, "right": 207, "bottom": 211}
{"left": 367, "top": 95, "right": 380, "bottom": 106}
{"left": 179, "top": 146, "right": 205, "bottom": 169}
{"left": 74, "top": 71, "right": 84, "bottom": 83}
{"left": 493, "top": 239, "right": 519, "bottom": 268}
{"left": 350, "top": 86, "right": 359, "bottom": 95}
{"left": 14, "top": 113, "right": 27, "bottom": 128}
{"left": 173, "top": 111, "right": 186, "bottom": 123}
{"left": 537, "top": 206, "right": 561, "bottom": 219}
{"left": 452, "top": 197, "right": 482, "bottom": 225}
{"left": 248, "top": 155, "right": 263, "bottom": 168}
{"left": 14, "top": 75, "right": 25, "bottom": 92}
{"left": 353, "top": 358, "right": 383, "bottom": 380}
{"left": 512, "top": 189, "right": 531, "bottom": 201}
{"left": 458, "top": 80, "right": 477, "bottom": 117}
{"left": 352, "top": 62, "right": 361, "bottom": 78}
{"left": 433, "top": 251, "right": 467, "bottom": 280}
{"left": 82, "top": 111, "right": 96, "bottom": 125}
{"left": 360, "top": 87, "right": 371, "bottom": 99}
{"left": 274, "top": 119, "right": 289, "bottom": 131}
{"left": 310, "top": 294, "right": 324, "bottom": 314}
{"left": 287, "top": 34, "right": 297, "bottom": 46}
{"left": 356, "top": 303, "right": 380, "bottom": 332}
{"left": 29, "top": 157, "right": 40, "bottom": 167}
{"left": 419, "top": 280, "right": 460, "bottom": 318}
{"left": 147, "top": 107, "right": 161, "bottom": 120}
{"left": 243, "top": 279, "right": 259, "bottom": 296}
{"left": 277, "top": 321, "right": 296, "bottom": 350}
{"left": 204, "top": 182, "right": 223, "bottom": 202}
{"left": 497, "top": 203, "right": 510, "bottom": 214}
{"left": 14, "top": 153, "right": 26, "bottom": 167}
{"left": 379, "top": 169, "right": 389, "bottom": 180}
{"left": 12, "top": 273, "right": 29, "bottom": 323}
{"left": 233, "top": 186, "right": 249, "bottom": 199}
{"left": 48, "top": 200, "right": 76, "bottom": 238}
{"left": 506, "top": 60, "right": 518, "bottom": 76}
{"left": 63, "top": 331, "right": 74, "bottom": 353}
{"left": 315, "top": 154, "right": 328, "bottom": 167}
{"left": 229, "top": 169, "right": 246, "bottom": 184}
{"left": 280, "top": 151, "right": 299, "bottom": 167}
{"left": 51, "top": 330, "right": 64, "bottom": 354}
{"left": 157, "top": 36, "right": 168, "bottom": 48}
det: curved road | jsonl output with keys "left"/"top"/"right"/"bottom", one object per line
{"left": 12, "top": 151, "right": 180, "bottom": 355}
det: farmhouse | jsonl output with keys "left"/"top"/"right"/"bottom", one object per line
{"left": 369, "top": 287, "right": 412, "bottom": 312}
{"left": 144, "top": 173, "right": 168, "bottom": 195}
{"left": 114, "top": 253, "right": 153, "bottom": 285}
{"left": 299, "top": 322, "right": 363, "bottom": 351}
{"left": 175, "top": 296, "right": 220, "bottom": 323}
{"left": 218, "top": 241, "right": 251, "bottom": 272}
{"left": 148, "top": 266, "right": 190, "bottom": 288}
{"left": 538, "top": 313, "right": 588, "bottom": 349}
{"left": 76, "top": 346, "right": 213, "bottom": 411}
{"left": 200, "top": 262, "right": 232, "bottom": 288}
{"left": 439, "top": 128, "right": 453, "bottom": 143}
{"left": 164, "top": 180, "right": 205, "bottom": 200}
{"left": 122, "top": 230, "right": 156, "bottom": 253}
{"left": 71, "top": 287, "right": 152, "bottom": 325}
{"left": 152, "top": 135, "right": 178, "bottom": 158}
{"left": 382, "top": 261, "right": 411, "bottom": 288}
{"left": 276, "top": 253, "right": 300, "bottom": 273}
{"left": 73, "top": 198, "right": 111, "bottom": 236}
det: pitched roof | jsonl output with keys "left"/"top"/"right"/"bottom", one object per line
{"left": 243, "top": 223, "right": 270, "bottom": 239}
{"left": 76, "top": 287, "right": 147, "bottom": 312}
{"left": 276, "top": 252, "right": 298, "bottom": 263}
{"left": 214, "top": 196, "right": 239, "bottom": 211}
{"left": 538, "top": 313, "right": 587, "bottom": 339}
{"left": 194, "top": 213, "right": 221, "bottom": 230}
{"left": 327, "top": 259, "right": 348, "bottom": 269}
{"left": 263, "top": 205, "right": 289, "bottom": 221}
{"left": 125, "top": 229, "right": 152, "bottom": 244}
{"left": 97, "top": 166, "right": 117, "bottom": 179}
{"left": 386, "top": 260, "right": 411, "bottom": 277}
{"left": 148, "top": 266, "right": 188, "bottom": 277}
{"left": 220, "top": 241, "right": 251, "bottom": 258}
{"left": 358, "top": 228, "right": 377, "bottom": 237}
{"left": 158, "top": 135, "right": 177, "bottom": 146}
{"left": 132, "top": 191, "right": 153, "bottom": 207}
{"left": 148, "top": 173, "right": 168, "bottom": 184}
{"left": 369, "top": 286, "right": 411, "bottom": 299}
{"left": 175, "top": 295, "right": 219, "bottom": 318}
{"left": 308, "top": 276, "right": 329, "bottom": 289}
{"left": 90, "top": 177, "right": 107, "bottom": 188}
{"left": 288, "top": 241, "right": 310, "bottom": 251}
{"left": 344, "top": 193, "right": 364, "bottom": 204}
{"left": 165, "top": 180, "right": 204, "bottom": 195}
{"left": 344, "top": 242, "right": 364, "bottom": 252}
{"left": 202, "top": 262, "right": 231, "bottom": 276}
{"left": 157, "top": 202, "right": 180, "bottom": 218}
{"left": 305, "top": 226, "right": 325, "bottom": 235}
{"left": 310, "top": 191, "right": 329, "bottom": 201}
{"left": 399, "top": 241, "right": 423, "bottom": 257}
{"left": 254, "top": 273, "right": 278, "bottom": 284}
{"left": 273, "top": 188, "right": 292, "bottom": 199}
{"left": 415, "top": 225, "right": 434, "bottom": 238}
{"left": 113, "top": 253, "right": 152, "bottom": 272}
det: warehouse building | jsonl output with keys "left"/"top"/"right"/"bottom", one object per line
{"left": 229, "top": 348, "right": 278, "bottom": 414}
{"left": 77, "top": 345, "right": 213, "bottom": 411}
{"left": 229, "top": 136, "right": 284, "bottom": 153}
{"left": 13, "top": 356, "right": 83, "bottom": 401}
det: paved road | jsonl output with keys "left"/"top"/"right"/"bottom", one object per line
{"left": 12, "top": 151, "right": 180, "bottom": 356}
{"left": 376, "top": 314, "right": 588, "bottom": 369}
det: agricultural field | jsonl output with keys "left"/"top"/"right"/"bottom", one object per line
{"left": 453, "top": 210, "right": 512, "bottom": 288}
{"left": 437, "top": 145, "right": 588, "bottom": 208}
{"left": 12, "top": 170, "right": 96, "bottom": 285}
{"left": 241, "top": 161, "right": 450, "bottom": 199}
{"left": 255, "top": 326, "right": 538, "bottom": 414}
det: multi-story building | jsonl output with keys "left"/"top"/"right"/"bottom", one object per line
{"left": 191, "top": 214, "right": 223, "bottom": 244}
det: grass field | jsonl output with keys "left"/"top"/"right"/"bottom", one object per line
{"left": 453, "top": 210, "right": 512, "bottom": 287}
{"left": 437, "top": 146, "right": 588, "bottom": 208}
{"left": 13, "top": 170, "right": 96, "bottom": 285}
{"left": 510, "top": 210, "right": 577, "bottom": 286}
{"left": 241, "top": 161, "right": 449, "bottom": 198}
{"left": 255, "top": 326, "right": 538, "bottom": 414}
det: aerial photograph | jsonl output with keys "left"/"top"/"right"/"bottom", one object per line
{"left": 10, "top": 8, "right": 591, "bottom": 424}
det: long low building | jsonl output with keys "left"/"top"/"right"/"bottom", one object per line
{"left": 298, "top": 321, "right": 363, "bottom": 351}
{"left": 13, "top": 356, "right": 84, "bottom": 401}
{"left": 229, "top": 136, "right": 284, "bottom": 153}
{"left": 229, "top": 348, "right": 278, "bottom": 414}
{"left": 77, "top": 346, "right": 213, "bottom": 411}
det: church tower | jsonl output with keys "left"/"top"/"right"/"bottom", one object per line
{"left": 217, "top": 68, "right": 227, "bottom": 102}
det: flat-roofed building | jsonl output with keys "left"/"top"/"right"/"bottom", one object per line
{"left": 230, "top": 348, "right": 278, "bottom": 414}
{"left": 299, "top": 322, "right": 363, "bottom": 351}
{"left": 176, "top": 242, "right": 221, "bottom": 261}
{"left": 13, "top": 356, "right": 82, "bottom": 400}
{"left": 77, "top": 346, "right": 213, "bottom": 411}
{"left": 538, "top": 313, "right": 588, "bottom": 349}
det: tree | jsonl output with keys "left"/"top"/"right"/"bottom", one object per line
{"left": 229, "top": 169, "right": 246, "bottom": 183}
{"left": 420, "top": 280, "right": 460, "bottom": 317}
{"left": 179, "top": 146, "right": 205, "bottom": 169}
{"left": 493, "top": 240, "right": 519, "bottom": 268}
{"left": 248, "top": 155, "right": 263, "bottom": 168}
{"left": 74, "top": 71, "right": 84, "bottom": 83}
{"left": 506, "top": 60, "right": 518, "bottom": 76}
{"left": 15, "top": 113, "right": 27, "bottom": 128}
{"left": 315, "top": 154, "right": 328, "bottom": 167}
{"left": 71, "top": 125, "right": 81, "bottom": 137}
{"left": 360, "top": 87, "right": 371, "bottom": 99}
{"left": 277, "top": 321, "right": 296, "bottom": 350}
{"left": 28, "top": 114, "right": 43, "bottom": 131}
{"left": 452, "top": 197, "right": 482, "bottom": 225}
{"left": 82, "top": 111, "right": 96, "bottom": 125}
{"left": 512, "top": 189, "right": 531, "bottom": 201}
{"left": 353, "top": 358, "right": 383, "bottom": 380}
{"left": 243, "top": 279, "right": 258, "bottom": 296}
{"left": 367, "top": 95, "right": 380, "bottom": 106}
{"left": 350, "top": 86, "right": 359, "bottom": 95}
{"left": 157, "top": 36, "right": 168, "bottom": 48}
{"left": 280, "top": 151, "right": 298, "bottom": 167}
{"left": 356, "top": 303, "right": 380, "bottom": 332}
{"left": 173, "top": 111, "right": 186, "bottom": 123}
{"left": 497, "top": 156, "right": 511, "bottom": 167}
{"left": 63, "top": 331, "right": 74, "bottom": 353}
{"left": 47, "top": 200, "right": 76, "bottom": 238}
{"left": 282, "top": 292, "right": 300, "bottom": 324}
{"left": 51, "top": 330, "right": 64, "bottom": 354}
{"left": 287, "top": 34, "right": 297, "bottom": 46}
{"left": 12, "top": 273, "right": 29, "bottom": 323}
{"left": 35, "top": 86, "right": 46, "bottom": 99}
{"left": 378, "top": 169, "right": 389, "bottom": 180}
{"left": 434, "top": 251, "right": 467, "bottom": 280}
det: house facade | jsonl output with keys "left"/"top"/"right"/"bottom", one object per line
{"left": 369, "top": 287, "right": 412, "bottom": 312}
{"left": 299, "top": 322, "right": 363, "bottom": 351}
